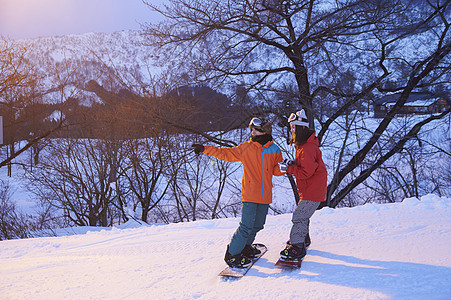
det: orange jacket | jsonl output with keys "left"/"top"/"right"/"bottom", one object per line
{"left": 204, "top": 140, "right": 284, "bottom": 204}
{"left": 286, "top": 134, "right": 327, "bottom": 202}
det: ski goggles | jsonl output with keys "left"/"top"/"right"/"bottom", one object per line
{"left": 249, "top": 117, "right": 263, "bottom": 128}
{"left": 288, "top": 112, "right": 300, "bottom": 123}
{"left": 288, "top": 111, "right": 309, "bottom": 127}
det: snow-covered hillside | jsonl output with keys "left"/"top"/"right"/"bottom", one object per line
{"left": 22, "top": 30, "right": 154, "bottom": 71}
{"left": 15, "top": 30, "right": 162, "bottom": 105}
{"left": 1, "top": 194, "right": 449, "bottom": 299}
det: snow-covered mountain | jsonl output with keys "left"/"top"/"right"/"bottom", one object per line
{"left": 16, "top": 30, "right": 161, "bottom": 106}
{"left": 21, "top": 30, "right": 156, "bottom": 74}
{"left": 0, "top": 194, "right": 449, "bottom": 299}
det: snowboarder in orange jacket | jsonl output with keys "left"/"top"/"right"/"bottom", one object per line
{"left": 192, "top": 117, "right": 284, "bottom": 268}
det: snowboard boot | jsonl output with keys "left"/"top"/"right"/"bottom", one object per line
{"left": 280, "top": 243, "right": 306, "bottom": 261}
{"left": 241, "top": 244, "right": 261, "bottom": 259}
{"left": 224, "top": 246, "right": 252, "bottom": 268}
{"left": 286, "top": 234, "right": 311, "bottom": 249}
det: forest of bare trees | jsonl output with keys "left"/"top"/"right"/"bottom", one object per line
{"left": 0, "top": 0, "right": 450, "bottom": 239}
{"left": 142, "top": 0, "right": 450, "bottom": 207}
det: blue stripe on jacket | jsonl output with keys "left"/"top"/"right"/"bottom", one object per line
{"left": 263, "top": 143, "right": 281, "bottom": 154}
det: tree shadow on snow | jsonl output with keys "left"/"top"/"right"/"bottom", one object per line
{"left": 261, "top": 250, "right": 451, "bottom": 299}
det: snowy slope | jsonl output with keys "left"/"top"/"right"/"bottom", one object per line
{"left": 1, "top": 194, "right": 450, "bottom": 299}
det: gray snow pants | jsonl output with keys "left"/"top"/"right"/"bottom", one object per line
{"left": 290, "top": 200, "right": 320, "bottom": 246}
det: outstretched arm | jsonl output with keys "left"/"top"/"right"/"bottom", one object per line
{"left": 203, "top": 144, "right": 243, "bottom": 162}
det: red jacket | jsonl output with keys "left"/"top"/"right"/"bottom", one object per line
{"left": 204, "top": 140, "right": 284, "bottom": 204}
{"left": 286, "top": 134, "right": 327, "bottom": 202}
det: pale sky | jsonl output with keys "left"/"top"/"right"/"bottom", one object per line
{"left": 0, "top": 0, "right": 163, "bottom": 39}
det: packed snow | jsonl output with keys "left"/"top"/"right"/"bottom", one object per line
{"left": 0, "top": 194, "right": 450, "bottom": 299}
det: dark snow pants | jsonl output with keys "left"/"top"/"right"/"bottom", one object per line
{"left": 228, "top": 202, "right": 269, "bottom": 256}
{"left": 290, "top": 199, "right": 320, "bottom": 246}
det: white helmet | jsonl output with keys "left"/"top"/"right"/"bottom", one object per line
{"left": 288, "top": 110, "right": 309, "bottom": 127}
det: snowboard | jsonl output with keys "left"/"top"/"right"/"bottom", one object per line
{"left": 218, "top": 243, "right": 267, "bottom": 278}
{"left": 275, "top": 237, "right": 309, "bottom": 269}
{"left": 274, "top": 257, "right": 303, "bottom": 269}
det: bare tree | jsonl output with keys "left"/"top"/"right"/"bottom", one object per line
{"left": 206, "top": 157, "right": 241, "bottom": 219}
{"left": 143, "top": 0, "right": 450, "bottom": 207}
{"left": 121, "top": 133, "right": 173, "bottom": 223}
{"left": 0, "top": 38, "right": 66, "bottom": 170}
{"left": 363, "top": 114, "right": 451, "bottom": 203}
{"left": 24, "top": 138, "right": 123, "bottom": 227}
{"left": 0, "top": 180, "right": 30, "bottom": 240}
{"left": 162, "top": 136, "right": 211, "bottom": 223}
{"left": 153, "top": 132, "right": 242, "bottom": 223}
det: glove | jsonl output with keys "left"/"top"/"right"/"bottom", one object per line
{"left": 279, "top": 159, "right": 294, "bottom": 172}
{"left": 191, "top": 144, "right": 205, "bottom": 155}
{"left": 283, "top": 158, "right": 294, "bottom": 165}
{"left": 278, "top": 161, "right": 288, "bottom": 172}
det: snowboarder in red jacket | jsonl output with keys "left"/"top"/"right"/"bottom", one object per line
{"left": 278, "top": 110, "right": 327, "bottom": 261}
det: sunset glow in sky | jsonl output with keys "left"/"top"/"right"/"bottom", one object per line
{"left": 0, "top": 0, "right": 161, "bottom": 39}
